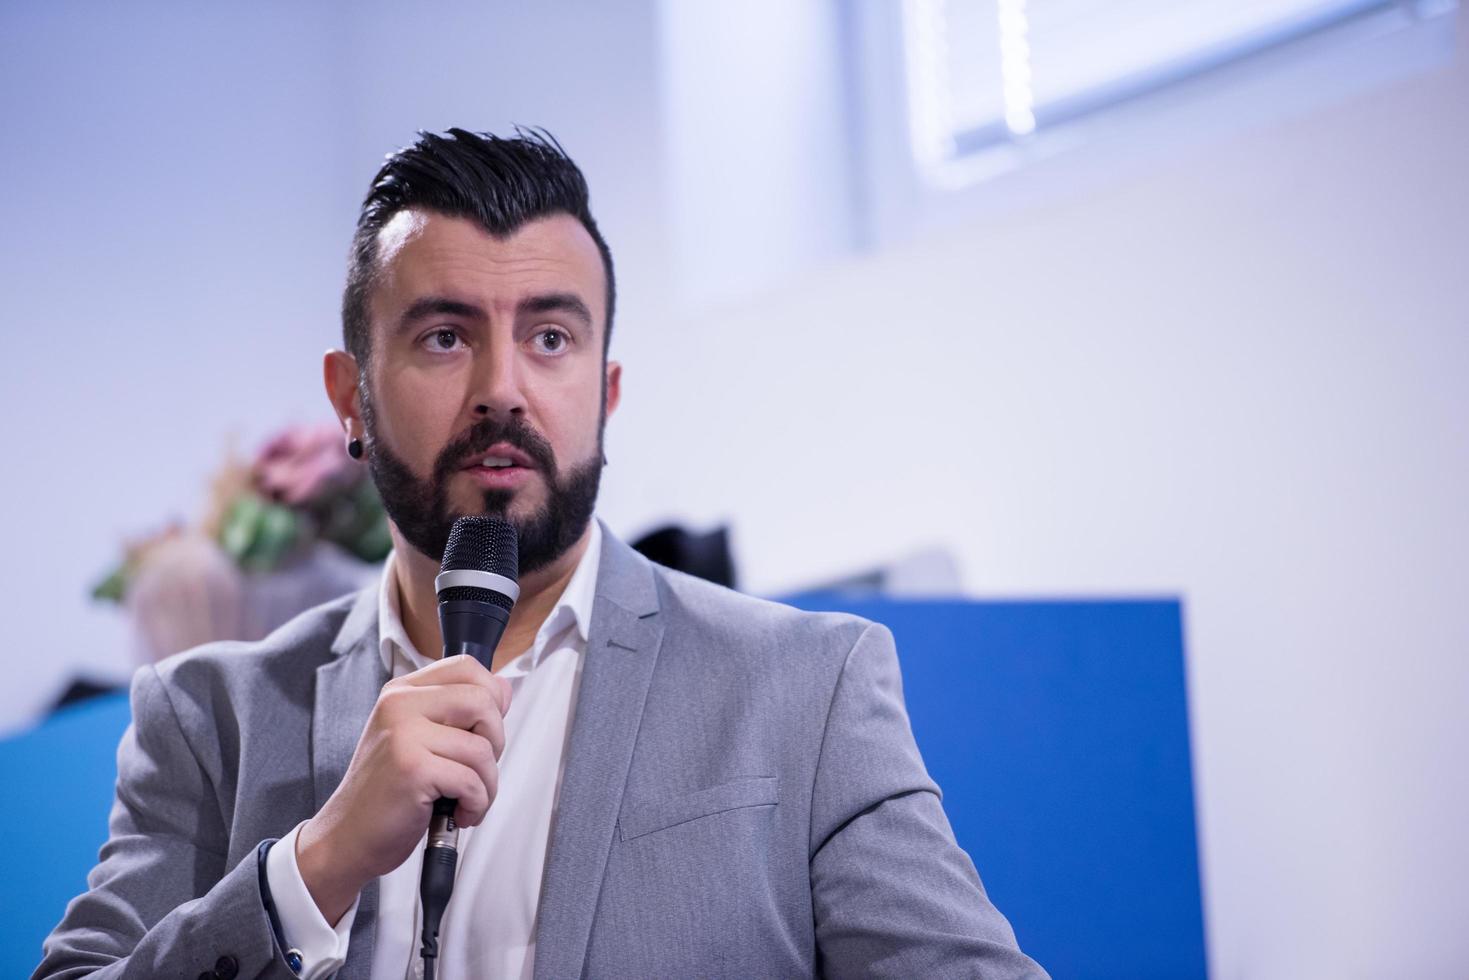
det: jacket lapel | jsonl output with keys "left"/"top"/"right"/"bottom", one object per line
{"left": 312, "top": 580, "right": 390, "bottom": 974}
{"left": 533, "top": 524, "right": 664, "bottom": 980}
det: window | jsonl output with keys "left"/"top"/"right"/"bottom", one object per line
{"left": 902, "top": 0, "right": 1456, "bottom": 186}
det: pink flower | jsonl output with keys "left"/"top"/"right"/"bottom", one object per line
{"left": 252, "top": 422, "right": 362, "bottom": 507}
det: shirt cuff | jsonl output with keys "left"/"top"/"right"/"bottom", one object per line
{"left": 264, "top": 821, "right": 359, "bottom": 980}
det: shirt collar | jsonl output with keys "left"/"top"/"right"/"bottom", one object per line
{"left": 377, "top": 519, "right": 602, "bottom": 675}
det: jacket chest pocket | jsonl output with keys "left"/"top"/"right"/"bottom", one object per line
{"left": 617, "top": 776, "right": 779, "bottom": 842}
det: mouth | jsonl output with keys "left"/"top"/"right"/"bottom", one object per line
{"left": 459, "top": 442, "right": 538, "bottom": 491}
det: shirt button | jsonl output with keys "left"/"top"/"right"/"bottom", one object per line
{"left": 214, "top": 954, "right": 239, "bottom": 979}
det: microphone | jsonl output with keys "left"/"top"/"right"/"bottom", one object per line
{"left": 419, "top": 515, "right": 519, "bottom": 980}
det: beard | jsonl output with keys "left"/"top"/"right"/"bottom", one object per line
{"left": 360, "top": 388, "right": 603, "bottom": 575}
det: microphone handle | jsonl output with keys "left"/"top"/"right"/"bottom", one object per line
{"left": 439, "top": 598, "right": 512, "bottom": 669}
{"left": 420, "top": 597, "right": 513, "bottom": 971}
{"left": 428, "top": 600, "right": 509, "bottom": 850}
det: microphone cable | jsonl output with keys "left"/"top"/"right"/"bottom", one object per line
{"left": 418, "top": 799, "right": 458, "bottom": 980}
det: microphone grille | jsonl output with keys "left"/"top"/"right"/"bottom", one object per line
{"left": 441, "top": 516, "right": 519, "bottom": 580}
{"left": 439, "top": 585, "right": 514, "bottom": 610}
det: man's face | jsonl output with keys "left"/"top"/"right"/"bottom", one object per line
{"left": 354, "top": 209, "right": 619, "bottom": 573}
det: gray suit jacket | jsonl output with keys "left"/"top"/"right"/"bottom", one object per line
{"left": 38, "top": 526, "right": 1045, "bottom": 979}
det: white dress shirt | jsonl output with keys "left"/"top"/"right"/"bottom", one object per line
{"left": 265, "top": 522, "right": 601, "bottom": 979}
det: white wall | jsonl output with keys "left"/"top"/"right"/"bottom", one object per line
{"left": 0, "top": 2, "right": 352, "bottom": 720}
{"left": 2, "top": 2, "right": 1465, "bottom": 975}
{"left": 656, "top": 0, "right": 856, "bottom": 309}
{"left": 603, "top": 10, "right": 1469, "bottom": 977}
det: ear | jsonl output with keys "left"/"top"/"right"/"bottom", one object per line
{"left": 604, "top": 359, "right": 622, "bottom": 419}
{"left": 323, "top": 349, "right": 362, "bottom": 437}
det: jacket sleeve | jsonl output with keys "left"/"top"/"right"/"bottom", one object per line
{"left": 33, "top": 664, "right": 299, "bottom": 980}
{"left": 809, "top": 622, "right": 1049, "bottom": 979}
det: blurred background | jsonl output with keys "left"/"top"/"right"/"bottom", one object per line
{"left": 2, "top": 0, "right": 1466, "bottom": 975}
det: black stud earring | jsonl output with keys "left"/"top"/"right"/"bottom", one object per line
{"left": 347, "top": 437, "right": 363, "bottom": 460}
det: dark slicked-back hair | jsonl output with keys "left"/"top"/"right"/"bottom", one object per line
{"left": 342, "top": 127, "right": 615, "bottom": 366}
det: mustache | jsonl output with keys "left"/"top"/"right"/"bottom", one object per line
{"left": 434, "top": 415, "right": 557, "bottom": 480}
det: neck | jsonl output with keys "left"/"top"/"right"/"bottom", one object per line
{"left": 393, "top": 522, "right": 593, "bottom": 674}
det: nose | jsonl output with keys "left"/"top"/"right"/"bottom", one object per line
{"left": 471, "top": 334, "right": 527, "bottom": 420}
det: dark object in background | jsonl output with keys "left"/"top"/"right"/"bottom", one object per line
{"left": 631, "top": 524, "right": 737, "bottom": 589}
{"left": 784, "top": 546, "right": 962, "bottom": 600}
{"left": 49, "top": 676, "right": 124, "bottom": 714}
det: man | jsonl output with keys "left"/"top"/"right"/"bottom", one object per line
{"left": 37, "top": 129, "right": 1046, "bottom": 978}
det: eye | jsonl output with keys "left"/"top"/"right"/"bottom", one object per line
{"left": 423, "top": 328, "right": 465, "bottom": 352}
{"left": 533, "top": 328, "right": 571, "bottom": 355}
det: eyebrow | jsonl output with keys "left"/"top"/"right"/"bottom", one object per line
{"left": 518, "top": 292, "right": 592, "bottom": 328}
{"left": 395, "top": 292, "right": 594, "bottom": 335}
{"left": 397, "top": 297, "right": 487, "bottom": 334}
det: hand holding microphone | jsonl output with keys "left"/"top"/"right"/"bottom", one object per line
{"left": 295, "top": 655, "right": 511, "bottom": 924}
{"left": 294, "top": 516, "right": 519, "bottom": 947}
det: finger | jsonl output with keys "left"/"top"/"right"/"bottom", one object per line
{"left": 399, "top": 653, "right": 497, "bottom": 690}
{"left": 382, "top": 682, "right": 505, "bottom": 738}
{"left": 399, "top": 655, "right": 512, "bottom": 716}
{"left": 419, "top": 723, "right": 501, "bottom": 818}
{"left": 417, "top": 706, "right": 505, "bottom": 765}
{"left": 422, "top": 756, "right": 491, "bottom": 826}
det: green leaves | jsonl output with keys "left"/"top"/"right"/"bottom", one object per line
{"left": 219, "top": 492, "right": 303, "bottom": 572}
{"left": 91, "top": 465, "right": 392, "bottom": 605}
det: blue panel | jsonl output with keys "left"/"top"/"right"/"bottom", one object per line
{"left": 785, "top": 595, "right": 1207, "bottom": 979}
{"left": 0, "top": 692, "right": 130, "bottom": 975}
{"left": 0, "top": 599, "right": 1205, "bottom": 977}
